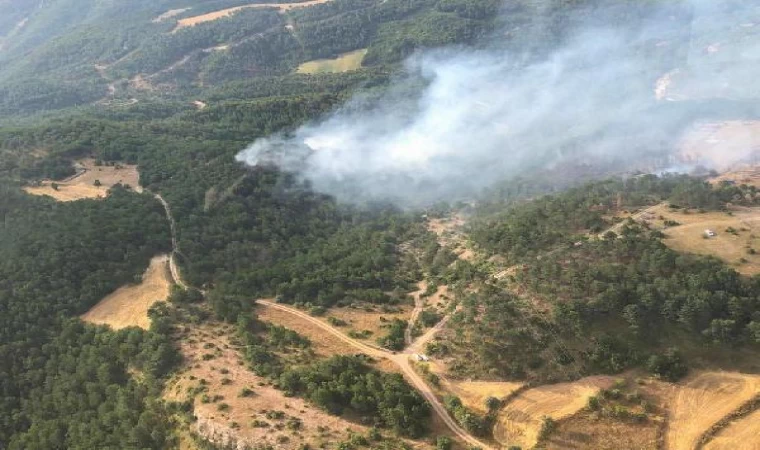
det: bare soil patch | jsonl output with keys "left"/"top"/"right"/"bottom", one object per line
{"left": 493, "top": 376, "right": 615, "bottom": 449}
{"left": 81, "top": 255, "right": 170, "bottom": 330}
{"left": 174, "top": 0, "right": 333, "bottom": 31}
{"left": 427, "top": 215, "right": 474, "bottom": 261}
{"left": 24, "top": 159, "right": 141, "bottom": 202}
{"left": 666, "top": 371, "right": 760, "bottom": 450}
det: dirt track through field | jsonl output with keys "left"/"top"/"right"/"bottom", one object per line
{"left": 173, "top": 0, "right": 333, "bottom": 32}
{"left": 666, "top": 371, "right": 760, "bottom": 450}
{"left": 255, "top": 299, "right": 494, "bottom": 449}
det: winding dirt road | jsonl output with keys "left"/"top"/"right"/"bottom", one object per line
{"left": 255, "top": 299, "right": 493, "bottom": 449}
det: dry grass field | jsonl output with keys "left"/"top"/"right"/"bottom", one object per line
{"left": 324, "top": 303, "right": 413, "bottom": 343}
{"left": 81, "top": 255, "right": 171, "bottom": 330}
{"left": 296, "top": 49, "right": 367, "bottom": 74}
{"left": 166, "top": 323, "right": 375, "bottom": 449}
{"left": 705, "top": 408, "right": 760, "bottom": 450}
{"left": 444, "top": 380, "right": 523, "bottom": 415}
{"left": 636, "top": 203, "right": 760, "bottom": 275}
{"left": 665, "top": 371, "right": 760, "bottom": 450}
{"left": 493, "top": 376, "right": 615, "bottom": 449}
{"left": 545, "top": 414, "right": 662, "bottom": 450}
{"left": 24, "top": 159, "right": 141, "bottom": 202}
{"left": 173, "top": 0, "right": 333, "bottom": 31}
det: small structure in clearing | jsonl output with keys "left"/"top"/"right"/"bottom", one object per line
{"left": 23, "top": 159, "right": 141, "bottom": 202}
{"left": 705, "top": 229, "right": 717, "bottom": 237}
{"left": 81, "top": 255, "right": 171, "bottom": 330}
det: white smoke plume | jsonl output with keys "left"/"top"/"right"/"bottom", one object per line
{"left": 237, "top": 1, "right": 760, "bottom": 205}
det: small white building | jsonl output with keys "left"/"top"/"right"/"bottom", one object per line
{"left": 705, "top": 229, "right": 717, "bottom": 237}
{"left": 414, "top": 354, "right": 430, "bottom": 362}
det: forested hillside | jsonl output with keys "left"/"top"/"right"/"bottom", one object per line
{"left": 2, "top": 0, "right": 760, "bottom": 448}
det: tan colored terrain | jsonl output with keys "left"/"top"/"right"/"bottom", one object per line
{"left": 705, "top": 408, "right": 760, "bottom": 450}
{"left": 166, "top": 323, "right": 376, "bottom": 449}
{"left": 24, "top": 159, "right": 141, "bottom": 202}
{"left": 428, "top": 215, "right": 475, "bottom": 261}
{"left": 296, "top": 49, "right": 367, "bottom": 74}
{"left": 81, "top": 255, "right": 171, "bottom": 330}
{"left": 627, "top": 203, "right": 760, "bottom": 276}
{"left": 444, "top": 380, "right": 523, "bottom": 415}
{"left": 174, "top": 0, "right": 333, "bottom": 31}
{"left": 326, "top": 302, "right": 413, "bottom": 343}
{"left": 666, "top": 371, "right": 760, "bottom": 450}
{"left": 493, "top": 376, "right": 615, "bottom": 449}
{"left": 546, "top": 414, "right": 662, "bottom": 450}
{"left": 256, "top": 300, "right": 492, "bottom": 449}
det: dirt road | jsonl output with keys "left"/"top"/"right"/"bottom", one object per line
{"left": 254, "top": 299, "right": 494, "bottom": 449}
{"left": 154, "top": 193, "right": 189, "bottom": 290}
{"left": 597, "top": 202, "right": 666, "bottom": 238}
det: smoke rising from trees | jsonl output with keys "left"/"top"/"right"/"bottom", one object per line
{"left": 237, "top": 1, "right": 760, "bottom": 205}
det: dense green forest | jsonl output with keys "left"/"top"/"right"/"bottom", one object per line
{"left": 0, "top": 187, "right": 179, "bottom": 448}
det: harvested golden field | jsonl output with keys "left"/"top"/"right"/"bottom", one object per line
{"left": 81, "top": 255, "right": 170, "bottom": 330}
{"left": 296, "top": 49, "right": 367, "bottom": 74}
{"left": 640, "top": 204, "right": 760, "bottom": 275}
{"left": 24, "top": 159, "right": 141, "bottom": 202}
{"left": 711, "top": 164, "right": 760, "bottom": 189}
{"left": 493, "top": 376, "right": 615, "bottom": 449}
{"left": 174, "top": 0, "right": 333, "bottom": 31}
{"left": 666, "top": 371, "right": 760, "bottom": 450}
{"left": 545, "top": 414, "right": 661, "bottom": 450}
{"left": 705, "top": 408, "right": 760, "bottom": 450}
{"left": 443, "top": 380, "right": 523, "bottom": 415}
{"left": 678, "top": 121, "right": 760, "bottom": 172}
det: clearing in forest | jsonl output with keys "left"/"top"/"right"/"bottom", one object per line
{"left": 427, "top": 215, "right": 475, "bottom": 261}
{"left": 81, "top": 255, "right": 171, "bottom": 330}
{"left": 443, "top": 380, "right": 524, "bottom": 415}
{"left": 493, "top": 376, "right": 615, "bottom": 449}
{"left": 173, "top": 0, "right": 333, "bottom": 31}
{"left": 635, "top": 203, "right": 760, "bottom": 276}
{"left": 705, "top": 407, "right": 760, "bottom": 450}
{"left": 665, "top": 371, "right": 760, "bottom": 450}
{"left": 296, "top": 49, "right": 368, "bottom": 74}
{"left": 323, "top": 302, "right": 413, "bottom": 344}
{"left": 23, "top": 159, "right": 141, "bottom": 202}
